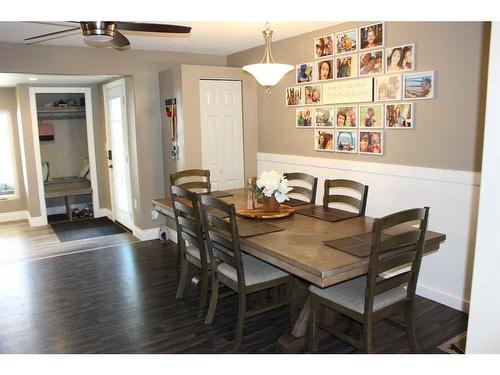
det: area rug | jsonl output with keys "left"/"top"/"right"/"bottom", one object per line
{"left": 51, "top": 217, "right": 127, "bottom": 242}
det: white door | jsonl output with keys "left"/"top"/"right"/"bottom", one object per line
{"left": 103, "top": 79, "right": 133, "bottom": 229}
{"left": 199, "top": 79, "right": 245, "bottom": 191}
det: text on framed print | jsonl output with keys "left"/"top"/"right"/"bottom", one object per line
{"left": 322, "top": 78, "right": 374, "bottom": 104}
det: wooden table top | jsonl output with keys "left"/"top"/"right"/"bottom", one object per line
{"left": 153, "top": 189, "right": 446, "bottom": 288}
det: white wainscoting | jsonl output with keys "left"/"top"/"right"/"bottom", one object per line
{"left": 258, "top": 152, "right": 481, "bottom": 312}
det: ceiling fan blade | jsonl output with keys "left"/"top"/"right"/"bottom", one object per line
{"left": 24, "top": 27, "right": 81, "bottom": 44}
{"left": 115, "top": 22, "right": 191, "bottom": 34}
{"left": 110, "top": 31, "right": 130, "bottom": 49}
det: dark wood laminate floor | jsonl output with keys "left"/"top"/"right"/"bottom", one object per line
{"left": 0, "top": 240, "right": 467, "bottom": 354}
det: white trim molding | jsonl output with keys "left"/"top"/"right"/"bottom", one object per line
{"left": 258, "top": 152, "right": 480, "bottom": 312}
{"left": 28, "top": 214, "right": 45, "bottom": 226}
{"left": 132, "top": 226, "right": 161, "bottom": 241}
{"left": 28, "top": 86, "right": 100, "bottom": 226}
{"left": 94, "top": 208, "right": 113, "bottom": 220}
{"left": 0, "top": 210, "right": 28, "bottom": 223}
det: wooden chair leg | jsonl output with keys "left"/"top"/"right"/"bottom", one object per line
{"left": 289, "top": 278, "right": 298, "bottom": 324}
{"left": 198, "top": 271, "right": 209, "bottom": 318}
{"left": 363, "top": 321, "right": 373, "bottom": 353}
{"left": 234, "top": 293, "right": 247, "bottom": 351}
{"left": 405, "top": 300, "right": 419, "bottom": 353}
{"left": 205, "top": 277, "right": 219, "bottom": 325}
{"left": 309, "top": 295, "right": 319, "bottom": 353}
{"left": 175, "top": 258, "right": 189, "bottom": 299}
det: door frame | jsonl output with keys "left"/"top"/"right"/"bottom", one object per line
{"left": 29, "top": 86, "right": 101, "bottom": 226}
{"left": 102, "top": 78, "right": 134, "bottom": 228}
{"left": 199, "top": 78, "right": 245, "bottom": 189}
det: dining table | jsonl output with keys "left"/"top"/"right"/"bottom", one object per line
{"left": 152, "top": 188, "right": 446, "bottom": 352}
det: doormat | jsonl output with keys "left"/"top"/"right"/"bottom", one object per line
{"left": 51, "top": 217, "right": 127, "bottom": 242}
{"left": 437, "top": 331, "right": 467, "bottom": 354}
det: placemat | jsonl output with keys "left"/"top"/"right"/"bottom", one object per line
{"left": 237, "top": 222, "right": 284, "bottom": 238}
{"left": 323, "top": 231, "right": 415, "bottom": 257}
{"left": 205, "top": 190, "right": 233, "bottom": 198}
{"left": 295, "top": 206, "right": 360, "bottom": 222}
{"left": 323, "top": 232, "right": 375, "bottom": 257}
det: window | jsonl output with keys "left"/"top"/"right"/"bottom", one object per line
{"left": 0, "top": 111, "right": 16, "bottom": 198}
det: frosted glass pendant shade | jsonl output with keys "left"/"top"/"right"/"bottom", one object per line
{"left": 242, "top": 63, "right": 293, "bottom": 87}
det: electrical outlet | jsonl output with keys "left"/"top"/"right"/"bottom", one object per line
{"left": 152, "top": 210, "right": 159, "bottom": 220}
{"left": 133, "top": 199, "right": 138, "bottom": 210}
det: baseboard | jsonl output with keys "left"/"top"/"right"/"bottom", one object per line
{"left": 417, "top": 284, "right": 470, "bottom": 313}
{"left": 164, "top": 226, "right": 177, "bottom": 242}
{"left": 94, "top": 208, "right": 112, "bottom": 220}
{"left": 0, "top": 210, "right": 28, "bottom": 223}
{"left": 132, "top": 226, "right": 161, "bottom": 241}
{"left": 28, "top": 215, "right": 46, "bottom": 226}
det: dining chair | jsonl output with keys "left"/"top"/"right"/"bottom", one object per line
{"left": 170, "top": 185, "right": 211, "bottom": 318}
{"left": 323, "top": 179, "right": 369, "bottom": 215}
{"left": 283, "top": 172, "right": 318, "bottom": 204}
{"left": 199, "top": 194, "right": 295, "bottom": 351}
{"left": 170, "top": 169, "right": 211, "bottom": 193}
{"left": 308, "top": 206, "right": 430, "bottom": 353}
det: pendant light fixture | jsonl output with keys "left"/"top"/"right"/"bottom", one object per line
{"left": 242, "top": 22, "right": 294, "bottom": 93}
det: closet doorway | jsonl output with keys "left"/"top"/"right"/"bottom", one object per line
{"left": 103, "top": 79, "right": 133, "bottom": 230}
{"left": 29, "top": 87, "right": 100, "bottom": 226}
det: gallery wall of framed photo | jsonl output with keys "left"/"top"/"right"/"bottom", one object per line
{"left": 287, "top": 22, "right": 435, "bottom": 156}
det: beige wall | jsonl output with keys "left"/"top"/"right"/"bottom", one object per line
{"left": 0, "top": 88, "right": 26, "bottom": 213}
{"left": 172, "top": 65, "right": 258, "bottom": 188}
{"left": 0, "top": 43, "right": 226, "bottom": 228}
{"left": 227, "top": 22, "right": 489, "bottom": 172}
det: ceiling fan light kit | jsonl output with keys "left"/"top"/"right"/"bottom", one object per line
{"left": 24, "top": 21, "right": 192, "bottom": 50}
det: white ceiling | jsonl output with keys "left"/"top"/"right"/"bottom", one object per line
{"left": 0, "top": 21, "right": 338, "bottom": 56}
{"left": 0, "top": 73, "right": 118, "bottom": 87}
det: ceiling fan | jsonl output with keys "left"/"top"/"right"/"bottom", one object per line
{"left": 24, "top": 21, "right": 192, "bottom": 49}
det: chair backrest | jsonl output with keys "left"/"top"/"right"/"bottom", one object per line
{"left": 283, "top": 172, "right": 318, "bottom": 204}
{"left": 323, "top": 179, "right": 369, "bottom": 215}
{"left": 170, "top": 169, "right": 211, "bottom": 193}
{"left": 199, "top": 194, "right": 245, "bottom": 290}
{"left": 365, "top": 207, "right": 430, "bottom": 313}
{"left": 170, "top": 185, "right": 208, "bottom": 269}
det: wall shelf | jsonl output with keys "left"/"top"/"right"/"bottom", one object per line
{"left": 37, "top": 107, "right": 86, "bottom": 120}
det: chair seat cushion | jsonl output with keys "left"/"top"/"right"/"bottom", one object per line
{"left": 217, "top": 253, "right": 289, "bottom": 286}
{"left": 309, "top": 276, "right": 407, "bottom": 314}
{"left": 186, "top": 246, "right": 210, "bottom": 265}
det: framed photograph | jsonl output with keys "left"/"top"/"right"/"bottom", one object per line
{"left": 359, "top": 104, "right": 384, "bottom": 128}
{"left": 386, "top": 44, "right": 415, "bottom": 72}
{"left": 359, "top": 131, "right": 384, "bottom": 155}
{"left": 296, "top": 62, "right": 314, "bottom": 84}
{"left": 385, "top": 103, "right": 414, "bottom": 128}
{"left": 314, "top": 106, "right": 334, "bottom": 127}
{"left": 374, "top": 74, "right": 402, "bottom": 101}
{"left": 335, "top": 130, "right": 358, "bottom": 153}
{"left": 334, "top": 105, "right": 358, "bottom": 128}
{"left": 315, "top": 130, "right": 334, "bottom": 152}
{"left": 314, "top": 35, "right": 334, "bottom": 59}
{"left": 315, "top": 59, "right": 334, "bottom": 81}
{"left": 335, "top": 29, "right": 358, "bottom": 54}
{"left": 359, "top": 49, "right": 384, "bottom": 76}
{"left": 404, "top": 71, "right": 434, "bottom": 100}
{"left": 305, "top": 84, "right": 322, "bottom": 105}
{"left": 285, "top": 86, "right": 304, "bottom": 107}
{"left": 296, "top": 108, "right": 315, "bottom": 128}
{"left": 336, "top": 54, "right": 358, "bottom": 80}
{"left": 359, "top": 22, "right": 384, "bottom": 50}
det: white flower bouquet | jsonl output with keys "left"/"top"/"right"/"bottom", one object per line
{"left": 255, "top": 170, "right": 293, "bottom": 203}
